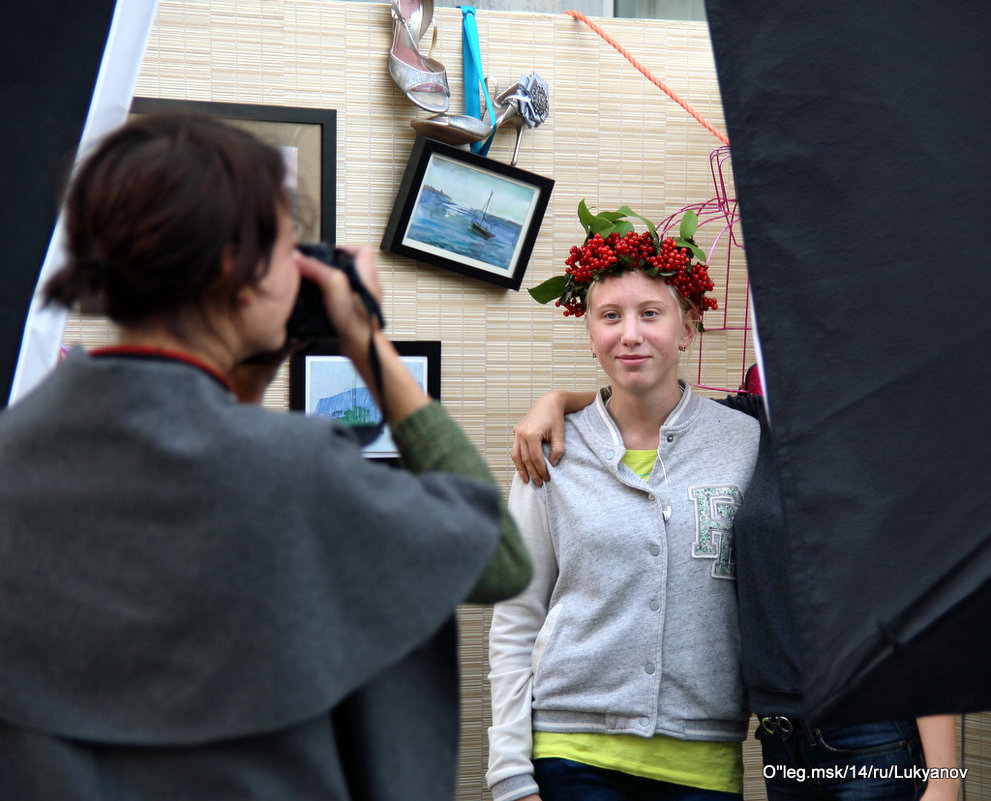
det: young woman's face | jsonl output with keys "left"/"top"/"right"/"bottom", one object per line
{"left": 236, "top": 207, "right": 301, "bottom": 355}
{"left": 587, "top": 269, "right": 694, "bottom": 397}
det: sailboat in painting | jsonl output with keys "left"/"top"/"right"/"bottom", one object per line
{"left": 470, "top": 191, "right": 495, "bottom": 239}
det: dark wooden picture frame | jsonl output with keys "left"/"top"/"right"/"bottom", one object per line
{"left": 289, "top": 341, "right": 441, "bottom": 460}
{"left": 382, "top": 136, "right": 553, "bottom": 290}
{"left": 130, "top": 98, "right": 336, "bottom": 244}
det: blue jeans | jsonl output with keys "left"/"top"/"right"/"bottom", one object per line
{"left": 534, "top": 757, "right": 743, "bottom": 801}
{"left": 756, "top": 719, "right": 925, "bottom": 801}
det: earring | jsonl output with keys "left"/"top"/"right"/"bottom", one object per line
{"left": 678, "top": 344, "right": 688, "bottom": 352}
{"left": 591, "top": 351, "right": 597, "bottom": 359}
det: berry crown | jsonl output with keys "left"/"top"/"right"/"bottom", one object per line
{"left": 528, "top": 202, "right": 717, "bottom": 331}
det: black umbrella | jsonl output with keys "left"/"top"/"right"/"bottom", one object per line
{"left": 704, "top": 0, "right": 991, "bottom": 723}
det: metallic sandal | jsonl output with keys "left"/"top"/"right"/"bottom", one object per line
{"left": 411, "top": 72, "right": 549, "bottom": 165}
{"left": 388, "top": 0, "right": 450, "bottom": 113}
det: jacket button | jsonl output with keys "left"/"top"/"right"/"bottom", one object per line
{"left": 666, "top": 434, "right": 674, "bottom": 442}
{"left": 649, "top": 544, "right": 660, "bottom": 556}
{"left": 605, "top": 450, "right": 614, "bottom": 460}
{"left": 640, "top": 717, "right": 650, "bottom": 727}
{"left": 644, "top": 663, "right": 655, "bottom": 675}
{"left": 647, "top": 493, "right": 655, "bottom": 501}
{"left": 649, "top": 600, "right": 660, "bottom": 611}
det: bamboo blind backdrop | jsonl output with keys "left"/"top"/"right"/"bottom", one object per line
{"left": 60, "top": 1, "right": 983, "bottom": 798}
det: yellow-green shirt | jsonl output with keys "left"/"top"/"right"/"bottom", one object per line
{"left": 622, "top": 448, "right": 657, "bottom": 482}
{"left": 532, "top": 731, "right": 743, "bottom": 794}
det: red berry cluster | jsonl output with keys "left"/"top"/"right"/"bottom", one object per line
{"left": 564, "top": 233, "right": 617, "bottom": 283}
{"left": 554, "top": 296, "right": 585, "bottom": 317}
{"left": 606, "top": 231, "right": 656, "bottom": 265}
{"left": 559, "top": 230, "right": 717, "bottom": 318}
{"left": 564, "top": 231, "right": 663, "bottom": 285}
{"left": 659, "top": 237, "right": 718, "bottom": 313}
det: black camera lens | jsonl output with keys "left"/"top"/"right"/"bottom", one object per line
{"left": 286, "top": 279, "right": 335, "bottom": 340}
{"left": 286, "top": 243, "right": 351, "bottom": 340}
{"left": 286, "top": 243, "right": 380, "bottom": 341}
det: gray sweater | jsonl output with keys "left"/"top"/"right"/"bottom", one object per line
{"left": 0, "top": 348, "right": 529, "bottom": 801}
{"left": 487, "top": 385, "right": 760, "bottom": 801}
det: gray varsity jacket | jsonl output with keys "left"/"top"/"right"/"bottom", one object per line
{"left": 487, "top": 384, "right": 760, "bottom": 801}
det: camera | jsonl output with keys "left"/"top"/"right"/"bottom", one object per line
{"left": 285, "top": 243, "right": 355, "bottom": 340}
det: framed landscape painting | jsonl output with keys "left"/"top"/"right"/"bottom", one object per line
{"left": 289, "top": 341, "right": 441, "bottom": 460}
{"left": 382, "top": 136, "right": 553, "bottom": 290}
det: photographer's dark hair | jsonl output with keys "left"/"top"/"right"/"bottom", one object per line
{"left": 45, "top": 111, "right": 287, "bottom": 324}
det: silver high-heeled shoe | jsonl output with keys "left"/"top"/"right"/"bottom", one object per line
{"left": 389, "top": 0, "right": 450, "bottom": 113}
{"left": 411, "top": 72, "right": 549, "bottom": 165}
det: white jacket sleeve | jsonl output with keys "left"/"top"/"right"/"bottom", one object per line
{"left": 487, "top": 473, "right": 559, "bottom": 801}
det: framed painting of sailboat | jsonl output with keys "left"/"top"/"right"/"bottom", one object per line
{"left": 382, "top": 136, "right": 554, "bottom": 290}
{"left": 288, "top": 341, "right": 441, "bottom": 461}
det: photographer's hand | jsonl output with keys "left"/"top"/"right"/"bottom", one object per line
{"left": 297, "top": 245, "right": 381, "bottom": 350}
{"left": 296, "top": 245, "right": 430, "bottom": 424}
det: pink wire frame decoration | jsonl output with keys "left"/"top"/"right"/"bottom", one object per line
{"left": 560, "top": 12, "right": 749, "bottom": 393}
{"left": 656, "top": 147, "right": 752, "bottom": 395}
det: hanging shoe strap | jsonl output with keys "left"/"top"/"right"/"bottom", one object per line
{"left": 459, "top": 6, "right": 496, "bottom": 155}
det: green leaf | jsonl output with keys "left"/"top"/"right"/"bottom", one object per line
{"left": 528, "top": 275, "right": 567, "bottom": 304}
{"left": 616, "top": 205, "right": 657, "bottom": 236}
{"left": 597, "top": 210, "right": 628, "bottom": 222}
{"left": 674, "top": 237, "right": 707, "bottom": 264}
{"left": 590, "top": 217, "right": 616, "bottom": 237}
{"left": 577, "top": 199, "right": 595, "bottom": 236}
{"left": 679, "top": 209, "right": 699, "bottom": 240}
{"left": 613, "top": 220, "right": 635, "bottom": 236}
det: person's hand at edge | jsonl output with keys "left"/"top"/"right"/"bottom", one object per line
{"left": 917, "top": 714, "right": 961, "bottom": 801}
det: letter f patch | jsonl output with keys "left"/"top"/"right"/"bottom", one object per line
{"left": 689, "top": 485, "right": 743, "bottom": 579}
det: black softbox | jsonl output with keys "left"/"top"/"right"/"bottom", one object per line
{"left": 704, "top": 0, "right": 991, "bottom": 723}
{"left": 0, "top": 1, "right": 119, "bottom": 405}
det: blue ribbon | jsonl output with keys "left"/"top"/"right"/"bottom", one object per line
{"left": 459, "top": 6, "right": 496, "bottom": 155}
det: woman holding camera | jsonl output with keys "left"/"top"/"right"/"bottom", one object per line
{"left": 0, "top": 111, "right": 530, "bottom": 800}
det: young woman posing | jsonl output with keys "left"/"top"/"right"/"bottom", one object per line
{"left": 511, "top": 372, "right": 959, "bottom": 799}
{"left": 487, "top": 208, "right": 760, "bottom": 801}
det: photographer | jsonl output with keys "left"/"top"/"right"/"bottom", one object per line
{"left": 0, "top": 111, "right": 531, "bottom": 800}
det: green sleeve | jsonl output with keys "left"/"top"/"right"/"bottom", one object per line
{"left": 391, "top": 401, "right": 532, "bottom": 604}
